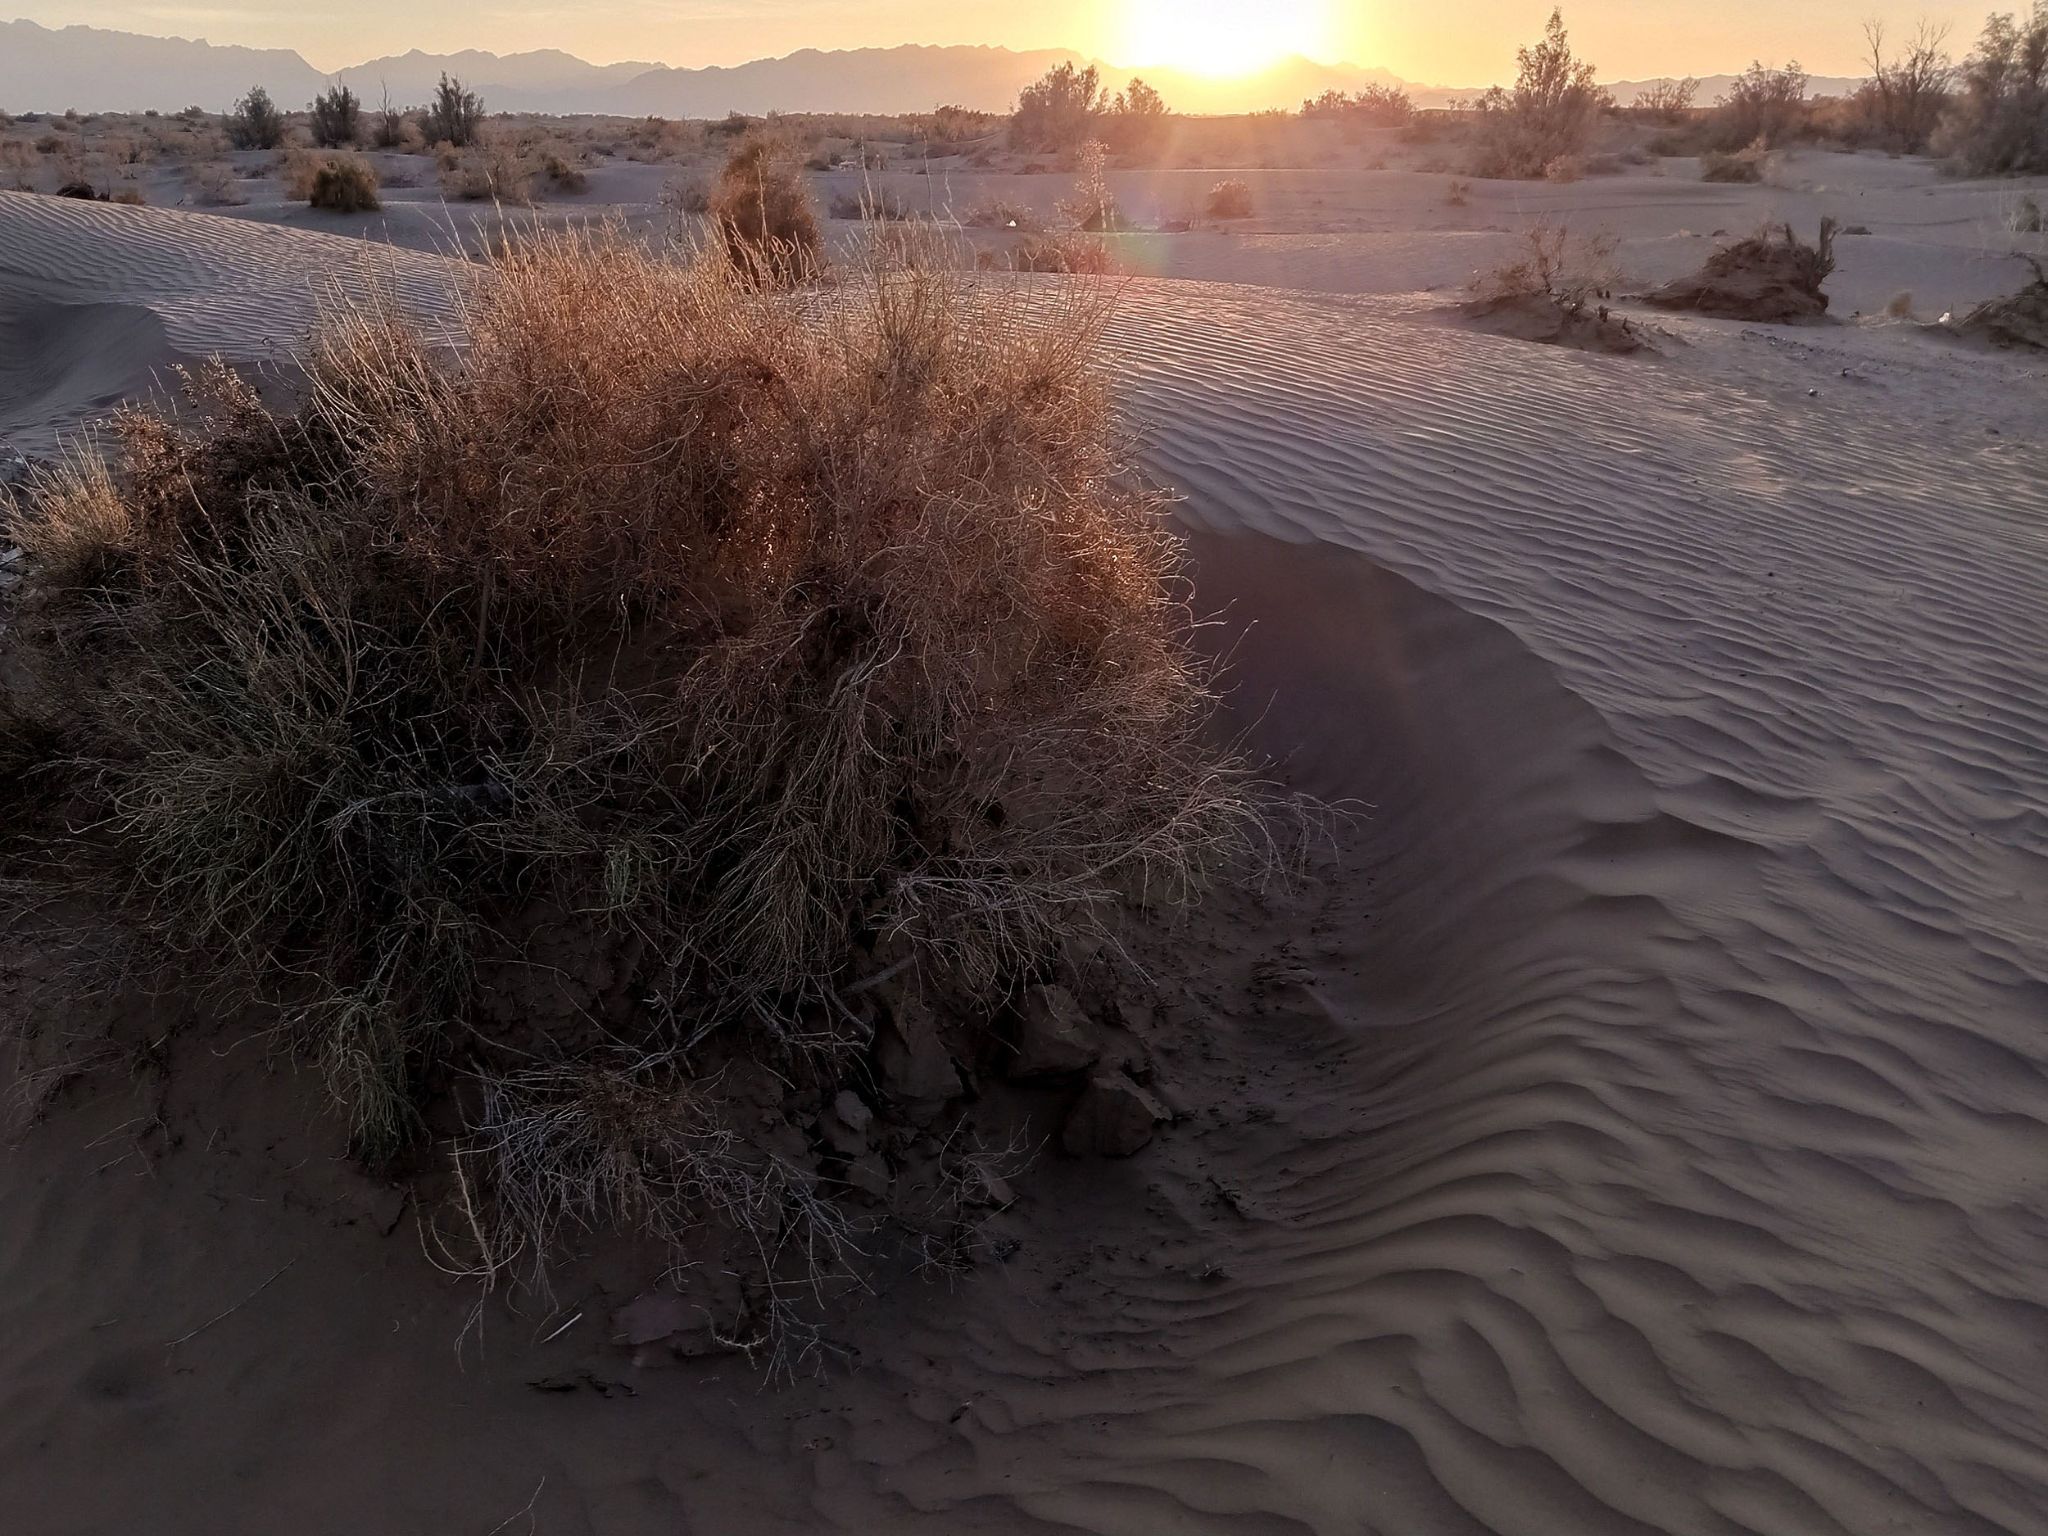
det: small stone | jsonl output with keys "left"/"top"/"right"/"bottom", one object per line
{"left": 1009, "top": 984, "right": 1100, "bottom": 1079}
{"left": 1060, "top": 1072, "right": 1166, "bottom": 1158}
{"left": 832, "top": 1089, "right": 873, "bottom": 1134}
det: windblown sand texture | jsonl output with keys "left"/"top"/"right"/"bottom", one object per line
{"left": 1, "top": 181, "right": 2046, "bottom": 1536}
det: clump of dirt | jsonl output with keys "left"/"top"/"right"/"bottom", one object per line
{"left": 1950, "top": 255, "right": 2048, "bottom": 350}
{"left": 1646, "top": 218, "right": 1837, "bottom": 322}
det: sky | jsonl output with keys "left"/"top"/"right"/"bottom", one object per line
{"left": 12, "top": 1, "right": 2002, "bottom": 81}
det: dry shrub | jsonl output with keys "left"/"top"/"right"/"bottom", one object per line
{"left": 709, "top": 136, "right": 823, "bottom": 285}
{"left": 1056, "top": 140, "right": 1118, "bottom": 231}
{"left": 961, "top": 195, "right": 1036, "bottom": 230}
{"left": 1445, "top": 176, "right": 1472, "bottom": 206}
{"left": 829, "top": 186, "right": 910, "bottom": 221}
{"left": 998, "top": 231, "right": 1117, "bottom": 273}
{"left": 440, "top": 137, "right": 534, "bottom": 205}
{"left": 1, "top": 232, "right": 1257, "bottom": 1314}
{"left": 186, "top": 160, "right": 246, "bottom": 206}
{"left": 542, "top": 153, "right": 588, "bottom": 194}
{"left": 1700, "top": 137, "right": 1770, "bottom": 182}
{"left": 305, "top": 153, "right": 380, "bottom": 213}
{"left": 1709, "top": 61, "right": 1811, "bottom": 150}
{"left": 1462, "top": 220, "right": 1642, "bottom": 351}
{"left": 1647, "top": 218, "right": 1837, "bottom": 321}
{"left": 1205, "top": 178, "right": 1254, "bottom": 219}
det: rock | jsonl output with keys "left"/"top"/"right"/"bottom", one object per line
{"left": 1060, "top": 1072, "right": 1166, "bottom": 1158}
{"left": 1009, "top": 984, "right": 1099, "bottom": 1079}
{"left": 875, "top": 996, "right": 962, "bottom": 1118}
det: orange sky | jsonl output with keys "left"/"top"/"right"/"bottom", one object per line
{"left": 15, "top": 1, "right": 2001, "bottom": 81}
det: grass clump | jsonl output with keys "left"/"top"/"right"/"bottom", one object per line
{"left": 1, "top": 232, "right": 1256, "bottom": 1322}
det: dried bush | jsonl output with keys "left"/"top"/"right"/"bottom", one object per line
{"left": 960, "top": 195, "right": 1036, "bottom": 230}
{"left": 225, "top": 84, "right": 285, "bottom": 150}
{"left": 1469, "top": 8, "right": 1610, "bottom": 179}
{"left": 1302, "top": 84, "right": 1416, "bottom": 126}
{"left": 1647, "top": 218, "right": 1838, "bottom": 320}
{"left": 186, "top": 160, "right": 247, "bottom": 206}
{"left": 662, "top": 171, "right": 711, "bottom": 216}
{"left": 1700, "top": 137, "right": 1770, "bottom": 181}
{"left": 1953, "top": 253, "right": 2048, "bottom": 346}
{"left": 1056, "top": 139, "right": 1119, "bottom": 231}
{"left": 307, "top": 154, "right": 380, "bottom": 213}
{"left": 1, "top": 232, "right": 1258, "bottom": 1318}
{"left": 439, "top": 138, "right": 533, "bottom": 205}
{"left": 709, "top": 136, "right": 823, "bottom": 284}
{"left": 829, "top": 186, "right": 911, "bottom": 221}
{"left": 1461, "top": 219, "right": 1642, "bottom": 350}
{"left": 998, "top": 231, "right": 1117, "bottom": 273}
{"left": 542, "top": 153, "right": 589, "bottom": 194}
{"left": 1205, "top": 178, "right": 1254, "bottom": 218}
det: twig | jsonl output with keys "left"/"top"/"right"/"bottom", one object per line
{"left": 165, "top": 1254, "right": 300, "bottom": 1348}
{"left": 484, "top": 1477, "right": 545, "bottom": 1536}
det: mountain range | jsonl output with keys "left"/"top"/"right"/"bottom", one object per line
{"left": 0, "top": 19, "right": 1864, "bottom": 118}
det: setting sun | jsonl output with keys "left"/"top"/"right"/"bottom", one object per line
{"left": 1120, "top": 0, "right": 1336, "bottom": 76}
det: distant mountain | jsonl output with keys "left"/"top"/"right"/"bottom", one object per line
{"left": 0, "top": 19, "right": 326, "bottom": 112}
{"left": 1604, "top": 72, "right": 1867, "bottom": 106}
{"left": 0, "top": 20, "right": 1867, "bottom": 118}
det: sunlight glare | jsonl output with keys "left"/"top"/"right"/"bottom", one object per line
{"left": 1121, "top": 0, "right": 1334, "bottom": 77}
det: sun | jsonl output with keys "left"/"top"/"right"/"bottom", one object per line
{"left": 1121, "top": 0, "right": 1333, "bottom": 77}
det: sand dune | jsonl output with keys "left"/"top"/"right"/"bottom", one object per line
{"left": 1, "top": 197, "right": 2044, "bottom": 1535}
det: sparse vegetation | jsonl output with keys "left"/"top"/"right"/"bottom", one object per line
{"left": 1301, "top": 84, "right": 1417, "bottom": 126}
{"left": 1631, "top": 78, "right": 1701, "bottom": 121}
{"left": 1857, "top": 20, "right": 1956, "bottom": 153}
{"left": 0, "top": 232, "right": 1257, "bottom": 1341}
{"left": 1462, "top": 219, "right": 1642, "bottom": 350}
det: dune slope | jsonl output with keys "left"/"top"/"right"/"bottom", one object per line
{"left": 0, "top": 197, "right": 2044, "bottom": 1536}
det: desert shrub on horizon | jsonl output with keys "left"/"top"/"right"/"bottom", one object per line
{"left": 1103, "top": 76, "right": 1171, "bottom": 156}
{"left": 1935, "top": 3, "right": 2048, "bottom": 174}
{"left": 1630, "top": 78, "right": 1701, "bottom": 122}
{"left": 1469, "top": 8, "right": 1610, "bottom": 179}
{"left": 1709, "top": 60, "right": 1812, "bottom": 150}
{"left": 185, "top": 159, "right": 247, "bottom": 206}
{"left": 1301, "top": 83, "right": 1416, "bottom": 127}
{"left": 709, "top": 135, "right": 823, "bottom": 285}
{"left": 438, "top": 136, "right": 534, "bottom": 205}
{"left": 0, "top": 230, "right": 1260, "bottom": 1333}
{"left": 422, "top": 72, "right": 484, "bottom": 149}
{"left": 225, "top": 84, "right": 285, "bottom": 150}
{"left": 1011, "top": 61, "right": 1107, "bottom": 153}
{"left": 309, "top": 82, "right": 362, "bottom": 148}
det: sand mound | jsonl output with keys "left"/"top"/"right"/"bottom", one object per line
{"left": 2, "top": 212, "right": 2047, "bottom": 1535}
{"left": 0, "top": 296, "right": 184, "bottom": 453}
{"left": 1457, "top": 291, "right": 1649, "bottom": 352}
{"left": 1646, "top": 218, "right": 1838, "bottom": 322}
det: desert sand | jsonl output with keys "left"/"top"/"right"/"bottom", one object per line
{"left": 1, "top": 151, "right": 2046, "bottom": 1536}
